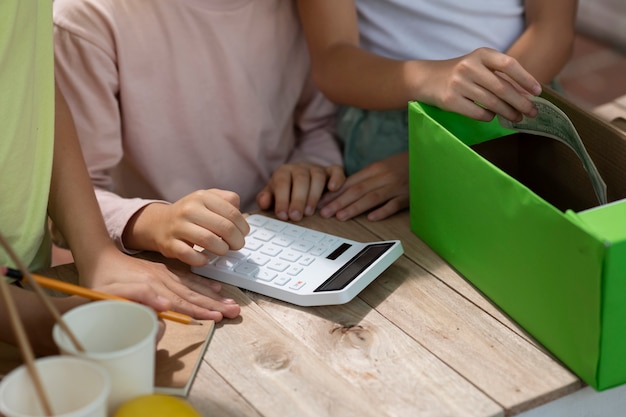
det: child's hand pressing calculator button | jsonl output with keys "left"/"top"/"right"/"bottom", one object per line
{"left": 191, "top": 214, "right": 403, "bottom": 306}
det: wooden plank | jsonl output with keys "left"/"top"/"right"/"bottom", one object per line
{"left": 27, "top": 212, "right": 585, "bottom": 417}
{"left": 355, "top": 212, "right": 551, "bottom": 348}
{"left": 297, "top": 212, "right": 530, "bottom": 341}
{"left": 34, "top": 254, "right": 379, "bottom": 417}
{"left": 203, "top": 284, "right": 384, "bottom": 417}
{"left": 247, "top": 292, "right": 503, "bottom": 417}
{"left": 188, "top": 361, "right": 262, "bottom": 417}
{"left": 292, "top": 214, "right": 580, "bottom": 414}
{"left": 358, "top": 255, "right": 580, "bottom": 415}
{"left": 295, "top": 213, "right": 541, "bottom": 346}
{"left": 354, "top": 211, "right": 513, "bottom": 320}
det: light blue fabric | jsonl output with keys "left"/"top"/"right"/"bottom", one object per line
{"left": 337, "top": 106, "right": 409, "bottom": 175}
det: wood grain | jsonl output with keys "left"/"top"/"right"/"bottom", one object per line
{"left": 294, "top": 214, "right": 580, "bottom": 414}
{"left": 202, "top": 285, "right": 383, "bottom": 417}
{"left": 0, "top": 211, "right": 589, "bottom": 417}
{"left": 248, "top": 292, "right": 503, "bottom": 417}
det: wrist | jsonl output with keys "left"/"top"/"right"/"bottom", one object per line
{"left": 403, "top": 59, "right": 432, "bottom": 105}
{"left": 122, "top": 202, "right": 168, "bottom": 253}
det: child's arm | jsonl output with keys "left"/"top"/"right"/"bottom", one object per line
{"left": 297, "top": 0, "right": 541, "bottom": 122}
{"left": 506, "top": 0, "right": 577, "bottom": 84}
{"left": 297, "top": 0, "right": 415, "bottom": 110}
{"left": 48, "top": 84, "right": 240, "bottom": 321}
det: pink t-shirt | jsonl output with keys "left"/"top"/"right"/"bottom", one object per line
{"left": 53, "top": 0, "right": 342, "bottom": 248}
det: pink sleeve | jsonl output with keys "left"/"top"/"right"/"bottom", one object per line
{"left": 54, "top": 19, "right": 164, "bottom": 252}
{"left": 288, "top": 74, "right": 343, "bottom": 167}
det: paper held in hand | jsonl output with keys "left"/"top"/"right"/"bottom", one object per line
{"left": 498, "top": 95, "right": 608, "bottom": 205}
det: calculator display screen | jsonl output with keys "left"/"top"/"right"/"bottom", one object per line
{"left": 314, "top": 242, "right": 394, "bottom": 292}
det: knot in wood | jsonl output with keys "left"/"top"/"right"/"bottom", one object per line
{"left": 254, "top": 343, "right": 292, "bottom": 371}
{"left": 331, "top": 324, "right": 373, "bottom": 347}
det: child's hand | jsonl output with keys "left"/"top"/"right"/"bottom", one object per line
{"left": 85, "top": 246, "right": 241, "bottom": 322}
{"left": 415, "top": 47, "right": 542, "bottom": 123}
{"left": 256, "top": 163, "right": 344, "bottom": 221}
{"left": 319, "top": 152, "right": 409, "bottom": 222}
{"left": 123, "top": 189, "right": 250, "bottom": 267}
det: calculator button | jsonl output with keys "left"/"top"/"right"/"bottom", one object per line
{"left": 248, "top": 254, "right": 270, "bottom": 266}
{"left": 282, "top": 226, "right": 305, "bottom": 238}
{"left": 252, "top": 230, "right": 275, "bottom": 242}
{"left": 246, "top": 216, "right": 268, "bottom": 227}
{"left": 273, "top": 236, "right": 294, "bottom": 247}
{"left": 225, "top": 250, "right": 248, "bottom": 260}
{"left": 291, "top": 241, "right": 314, "bottom": 253}
{"left": 274, "top": 276, "right": 290, "bottom": 286}
{"left": 238, "top": 248, "right": 252, "bottom": 258}
{"left": 204, "top": 252, "right": 220, "bottom": 264}
{"left": 264, "top": 220, "right": 286, "bottom": 233}
{"left": 255, "top": 270, "right": 277, "bottom": 282}
{"left": 302, "top": 231, "right": 324, "bottom": 243}
{"left": 234, "top": 263, "right": 259, "bottom": 277}
{"left": 319, "top": 236, "right": 339, "bottom": 246}
{"left": 286, "top": 265, "right": 303, "bottom": 276}
{"left": 244, "top": 239, "right": 263, "bottom": 251}
{"left": 279, "top": 251, "right": 301, "bottom": 262}
{"left": 260, "top": 245, "right": 282, "bottom": 257}
{"left": 298, "top": 256, "right": 315, "bottom": 266}
{"left": 289, "top": 280, "right": 306, "bottom": 290}
{"left": 308, "top": 246, "right": 327, "bottom": 257}
{"left": 215, "top": 258, "right": 240, "bottom": 270}
{"left": 267, "top": 260, "right": 289, "bottom": 272}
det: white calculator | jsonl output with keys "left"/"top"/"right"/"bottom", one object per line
{"left": 191, "top": 214, "right": 403, "bottom": 306}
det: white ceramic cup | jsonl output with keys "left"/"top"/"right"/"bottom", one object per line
{"left": 53, "top": 300, "right": 158, "bottom": 412}
{"left": 0, "top": 356, "right": 110, "bottom": 417}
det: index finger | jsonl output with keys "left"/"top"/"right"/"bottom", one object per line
{"left": 485, "top": 51, "right": 541, "bottom": 96}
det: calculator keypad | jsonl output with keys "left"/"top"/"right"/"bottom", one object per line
{"left": 205, "top": 216, "right": 337, "bottom": 292}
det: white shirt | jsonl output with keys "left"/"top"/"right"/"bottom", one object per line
{"left": 355, "top": 0, "right": 526, "bottom": 60}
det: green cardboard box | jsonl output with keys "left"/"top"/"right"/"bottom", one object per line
{"left": 408, "top": 88, "right": 626, "bottom": 390}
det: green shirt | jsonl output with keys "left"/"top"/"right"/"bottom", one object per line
{"left": 0, "top": 0, "right": 54, "bottom": 271}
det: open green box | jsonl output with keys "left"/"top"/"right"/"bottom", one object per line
{"left": 409, "top": 88, "right": 626, "bottom": 390}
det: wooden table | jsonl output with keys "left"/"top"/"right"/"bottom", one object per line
{"left": 178, "top": 210, "right": 612, "bottom": 417}
{"left": 14, "top": 210, "right": 626, "bottom": 416}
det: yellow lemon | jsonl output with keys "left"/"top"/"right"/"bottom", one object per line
{"left": 113, "top": 394, "right": 202, "bottom": 417}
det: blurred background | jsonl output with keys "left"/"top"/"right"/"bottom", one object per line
{"left": 560, "top": 0, "right": 626, "bottom": 110}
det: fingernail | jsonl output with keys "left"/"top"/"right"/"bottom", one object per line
{"left": 156, "top": 296, "right": 171, "bottom": 309}
{"left": 290, "top": 210, "right": 301, "bottom": 220}
{"left": 304, "top": 206, "right": 314, "bottom": 216}
{"left": 222, "top": 298, "right": 236, "bottom": 303}
{"left": 277, "top": 211, "right": 288, "bottom": 220}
